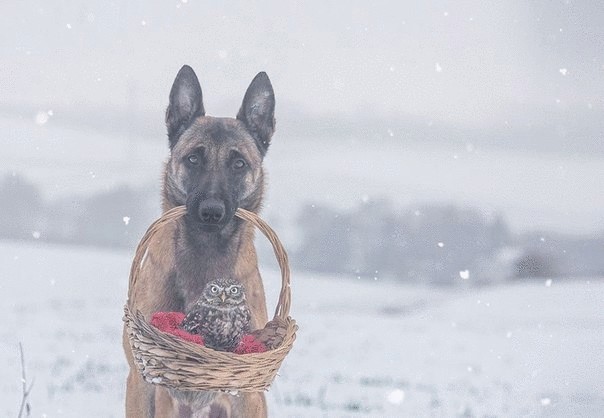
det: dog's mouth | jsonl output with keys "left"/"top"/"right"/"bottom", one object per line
{"left": 196, "top": 221, "right": 229, "bottom": 233}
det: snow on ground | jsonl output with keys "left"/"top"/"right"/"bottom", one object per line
{"left": 1, "top": 240, "right": 603, "bottom": 417}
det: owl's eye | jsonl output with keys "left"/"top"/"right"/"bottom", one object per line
{"left": 210, "top": 285, "right": 219, "bottom": 294}
{"left": 230, "top": 286, "right": 239, "bottom": 295}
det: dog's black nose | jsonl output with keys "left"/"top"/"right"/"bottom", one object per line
{"left": 198, "top": 198, "right": 226, "bottom": 224}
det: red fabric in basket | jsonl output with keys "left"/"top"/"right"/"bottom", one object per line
{"left": 150, "top": 312, "right": 267, "bottom": 353}
{"left": 234, "top": 334, "right": 267, "bottom": 354}
{"left": 150, "top": 312, "right": 204, "bottom": 345}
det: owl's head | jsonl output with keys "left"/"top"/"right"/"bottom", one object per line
{"left": 202, "top": 278, "right": 246, "bottom": 306}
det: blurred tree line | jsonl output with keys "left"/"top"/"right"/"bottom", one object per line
{"left": 293, "top": 200, "right": 604, "bottom": 284}
{"left": 0, "top": 173, "right": 158, "bottom": 248}
{"left": 2, "top": 173, "right": 603, "bottom": 284}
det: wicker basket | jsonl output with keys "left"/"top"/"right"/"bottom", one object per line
{"left": 123, "top": 206, "right": 297, "bottom": 392}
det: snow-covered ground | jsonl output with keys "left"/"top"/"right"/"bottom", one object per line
{"left": 1, "top": 240, "right": 602, "bottom": 417}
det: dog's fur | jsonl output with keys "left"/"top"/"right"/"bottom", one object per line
{"left": 123, "top": 65, "right": 276, "bottom": 417}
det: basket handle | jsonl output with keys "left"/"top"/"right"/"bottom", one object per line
{"left": 127, "top": 206, "right": 291, "bottom": 321}
{"left": 235, "top": 208, "right": 291, "bottom": 321}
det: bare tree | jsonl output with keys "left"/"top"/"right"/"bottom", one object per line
{"left": 17, "top": 343, "right": 34, "bottom": 418}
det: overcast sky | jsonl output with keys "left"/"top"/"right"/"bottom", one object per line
{"left": 2, "top": 1, "right": 603, "bottom": 128}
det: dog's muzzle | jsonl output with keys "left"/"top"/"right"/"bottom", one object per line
{"left": 186, "top": 193, "right": 235, "bottom": 231}
{"left": 198, "top": 198, "right": 225, "bottom": 225}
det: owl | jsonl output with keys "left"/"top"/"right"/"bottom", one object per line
{"left": 181, "top": 278, "right": 251, "bottom": 352}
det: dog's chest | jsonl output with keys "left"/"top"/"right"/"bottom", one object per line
{"left": 175, "top": 257, "right": 238, "bottom": 310}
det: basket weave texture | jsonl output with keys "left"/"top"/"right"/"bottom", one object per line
{"left": 123, "top": 206, "right": 297, "bottom": 392}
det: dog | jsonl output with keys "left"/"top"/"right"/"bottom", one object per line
{"left": 123, "top": 65, "right": 276, "bottom": 417}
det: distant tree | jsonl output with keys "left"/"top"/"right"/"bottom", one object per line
{"left": 293, "top": 199, "right": 515, "bottom": 284}
{"left": 348, "top": 199, "right": 400, "bottom": 277}
{"left": 295, "top": 204, "right": 352, "bottom": 273}
{"left": 514, "top": 250, "right": 555, "bottom": 278}
{"left": 41, "top": 184, "right": 159, "bottom": 248}
{"left": 73, "top": 185, "right": 159, "bottom": 247}
{"left": 0, "top": 174, "right": 44, "bottom": 239}
{"left": 400, "top": 204, "right": 504, "bottom": 284}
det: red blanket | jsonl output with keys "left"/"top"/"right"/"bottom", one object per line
{"left": 150, "top": 312, "right": 266, "bottom": 354}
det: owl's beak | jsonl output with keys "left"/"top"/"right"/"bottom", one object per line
{"left": 220, "top": 292, "right": 226, "bottom": 302}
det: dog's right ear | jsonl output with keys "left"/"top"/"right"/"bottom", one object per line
{"left": 166, "top": 65, "right": 205, "bottom": 147}
{"left": 237, "top": 72, "right": 275, "bottom": 156}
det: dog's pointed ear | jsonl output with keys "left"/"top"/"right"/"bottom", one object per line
{"left": 237, "top": 72, "right": 275, "bottom": 155}
{"left": 166, "top": 65, "right": 205, "bottom": 147}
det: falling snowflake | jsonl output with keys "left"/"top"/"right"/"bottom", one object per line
{"left": 35, "top": 111, "right": 50, "bottom": 125}
{"left": 559, "top": 68, "right": 568, "bottom": 76}
{"left": 435, "top": 62, "right": 442, "bottom": 72}
{"left": 545, "top": 279, "right": 552, "bottom": 287}
{"left": 123, "top": 216, "right": 131, "bottom": 225}
{"left": 387, "top": 389, "right": 405, "bottom": 404}
{"left": 459, "top": 270, "right": 470, "bottom": 280}
{"left": 437, "top": 242, "right": 444, "bottom": 248}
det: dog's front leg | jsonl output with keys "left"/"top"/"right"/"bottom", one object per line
{"left": 125, "top": 366, "right": 156, "bottom": 417}
{"left": 124, "top": 324, "right": 157, "bottom": 417}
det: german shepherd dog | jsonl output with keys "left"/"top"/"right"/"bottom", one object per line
{"left": 123, "top": 65, "right": 275, "bottom": 417}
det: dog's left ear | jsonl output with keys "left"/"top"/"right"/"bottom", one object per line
{"left": 166, "top": 65, "right": 205, "bottom": 148}
{"left": 237, "top": 72, "right": 275, "bottom": 155}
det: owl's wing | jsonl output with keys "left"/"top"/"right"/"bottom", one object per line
{"left": 181, "top": 310, "right": 204, "bottom": 334}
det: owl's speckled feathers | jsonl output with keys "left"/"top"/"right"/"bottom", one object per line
{"left": 181, "top": 278, "right": 251, "bottom": 352}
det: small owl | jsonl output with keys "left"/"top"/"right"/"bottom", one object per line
{"left": 181, "top": 278, "right": 251, "bottom": 352}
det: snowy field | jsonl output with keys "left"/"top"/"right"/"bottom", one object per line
{"left": 1, "top": 240, "right": 603, "bottom": 417}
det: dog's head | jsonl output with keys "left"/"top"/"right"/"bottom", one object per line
{"left": 163, "top": 65, "right": 275, "bottom": 232}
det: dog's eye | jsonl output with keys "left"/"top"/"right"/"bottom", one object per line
{"left": 232, "top": 159, "right": 246, "bottom": 170}
{"left": 187, "top": 154, "right": 200, "bottom": 165}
